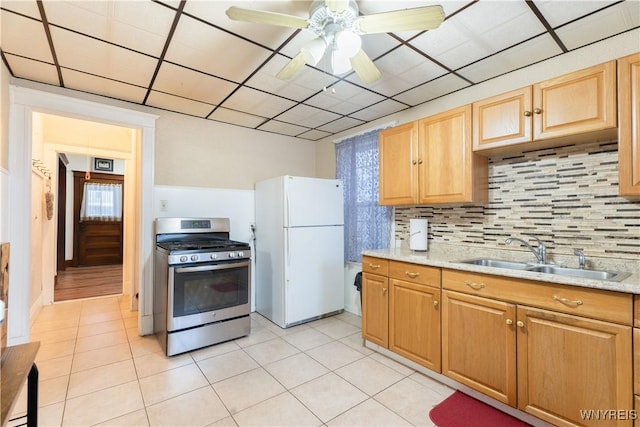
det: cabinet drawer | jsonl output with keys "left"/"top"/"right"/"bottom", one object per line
{"left": 389, "top": 261, "right": 440, "bottom": 287}
{"left": 442, "top": 269, "right": 633, "bottom": 325}
{"left": 362, "top": 256, "right": 388, "bottom": 276}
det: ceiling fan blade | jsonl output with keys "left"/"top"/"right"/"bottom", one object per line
{"left": 226, "top": 6, "right": 309, "bottom": 29}
{"left": 357, "top": 5, "right": 445, "bottom": 34}
{"left": 276, "top": 52, "right": 307, "bottom": 80}
{"left": 326, "top": 0, "right": 349, "bottom": 13}
{"left": 350, "top": 49, "right": 381, "bottom": 84}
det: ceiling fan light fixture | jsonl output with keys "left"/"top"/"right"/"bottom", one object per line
{"left": 331, "top": 48, "right": 352, "bottom": 75}
{"left": 335, "top": 30, "right": 361, "bottom": 58}
{"left": 301, "top": 37, "right": 327, "bottom": 66}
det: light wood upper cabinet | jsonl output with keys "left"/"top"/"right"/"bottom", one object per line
{"left": 474, "top": 61, "right": 617, "bottom": 154}
{"left": 618, "top": 52, "right": 640, "bottom": 197}
{"left": 379, "top": 105, "right": 487, "bottom": 205}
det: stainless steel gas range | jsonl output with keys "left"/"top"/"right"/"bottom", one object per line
{"left": 154, "top": 217, "right": 251, "bottom": 356}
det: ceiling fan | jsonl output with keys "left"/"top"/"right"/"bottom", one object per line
{"left": 226, "top": 1, "right": 445, "bottom": 84}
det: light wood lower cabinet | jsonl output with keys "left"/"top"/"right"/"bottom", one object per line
{"left": 362, "top": 271, "right": 389, "bottom": 348}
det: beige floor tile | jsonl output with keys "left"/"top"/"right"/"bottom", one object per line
{"left": 31, "top": 317, "right": 80, "bottom": 334}
{"left": 291, "top": 373, "right": 368, "bottom": 423}
{"left": 128, "top": 334, "right": 164, "bottom": 358}
{"left": 335, "top": 356, "right": 405, "bottom": 395}
{"left": 146, "top": 386, "right": 230, "bottom": 426}
{"left": 35, "top": 355, "right": 73, "bottom": 380}
{"left": 233, "top": 391, "right": 322, "bottom": 427}
{"left": 311, "top": 318, "right": 361, "bottom": 340}
{"left": 37, "top": 402, "right": 65, "bottom": 427}
{"left": 339, "top": 332, "right": 374, "bottom": 355}
{"left": 67, "top": 359, "right": 137, "bottom": 398}
{"left": 79, "top": 310, "right": 123, "bottom": 326}
{"left": 213, "top": 368, "right": 286, "bottom": 414}
{"left": 408, "top": 372, "right": 455, "bottom": 399}
{"left": 190, "top": 340, "right": 241, "bottom": 362}
{"left": 327, "top": 398, "right": 412, "bottom": 426}
{"left": 243, "top": 337, "right": 300, "bottom": 365}
{"left": 77, "top": 318, "right": 125, "bottom": 337}
{"left": 264, "top": 353, "right": 329, "bottom": 389}
{"left": 133, "top": 351, "right": 194, "bottom": 378}
{"left": 62, "top": 380, "right": 144, "bottom": 426}
{"left": 31, "top": 326, "right": 78, "bottom": 345}
{"left": 306, "top": 340, "right": 365, "bottom": 370}
{"left": 334, "top": 311, "right": 363, "bottom": 328}
{"left": 369, "top": 352, "right": 415, "bottom": 376}
{"left": 208, "top": 416, "right": 238, "bottom": 426}
{"left": 95, "top": 409, "right": 150, "bottom": 426}
{"left": 234, "top": 327, "right": 278, "bottom": 348}
{"left": 197, "top": 349, "right": 259, "bottom": 384}
{"left": 374, "top": 377, "right": 444, "bottom": 426}
{"left": 74, "top": 329, "right": 128, "bottom": 353}
{"left": 35, "top": 339, "right": 76, "bottom": 362}
{"left": 11, "top": 373, "right": 69, "bottom": 416}
{"left": 71, "top": 342, "right": 132, "bottom": 373}
{"left": 138, "top": 363, "right": 209, "bottom": 406}
{"left": 281, "top": 327, "right": 334, "bottom": 351}
{"left": 80, "top": 296, "right": 121, "bottom": 313}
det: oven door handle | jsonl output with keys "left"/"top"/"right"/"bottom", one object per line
{"left": 174, "top": 260, "right": 250, "bottom": 273}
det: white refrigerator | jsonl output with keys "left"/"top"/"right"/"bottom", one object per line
{"left": 255, "top": 175, "right": 345, "bottom": 328}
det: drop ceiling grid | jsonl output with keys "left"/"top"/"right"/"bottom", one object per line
{"left": 1, "top": 0, "right": 638, "bottom": 141}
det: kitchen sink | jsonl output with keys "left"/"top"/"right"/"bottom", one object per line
{"left": 458, "top": 258, "right": 631, "bottom": 282}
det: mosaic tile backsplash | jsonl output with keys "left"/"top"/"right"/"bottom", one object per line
{"left": 395, "top": 141, "right": 640, "bottom": 259}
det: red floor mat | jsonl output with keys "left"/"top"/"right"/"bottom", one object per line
{"left": 429, "top": 391, "right": 531, "bottom": 427}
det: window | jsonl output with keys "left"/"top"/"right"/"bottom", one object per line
{"left": 336, "top": 129, "right": 393, "bottom": 263}
{"left": 80, "top": 182, "right": 122, "bottom": 221}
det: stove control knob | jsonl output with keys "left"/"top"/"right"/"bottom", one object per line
{"left": 191, "top": 255, "right": 199, "bottom": 262}
{"left": 179, "top": 256, "right": 188, "bottom": 263}
{"left": 228, "top": 252, "right": 236, "bottom": 258}
{"left": 237, "top": 251, "right": 244, "bottom": 258}
{"left": 210, "top": 253, "right": 218, "bottom": 260}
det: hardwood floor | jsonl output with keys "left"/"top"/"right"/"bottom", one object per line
{"left": 54, "top": 264, "right": 123, "bottom": 302}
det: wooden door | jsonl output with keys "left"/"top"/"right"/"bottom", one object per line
{"left": 533, "top": 61, "right": 617, "bottom": 141}
{"left": 618, "top": 52, "right": 640, "bottom": 196}
{"left": 73, "top": 171, "right": 124, "bottom": 267}
{"left": 378, "top": 122, "right": 418, "bottom": 205}
{"left": 56, "top": 156, "right": 67, "bottom": 271}
{"left": 442, "top": 290, "right": 517, "bottom": 406}
{"left": 362, "top": 272, "right": 389, "bottom": 348}
{"left": 517, "top": 305, "right": 633, "bottom": 427}
{"left": 472, "top": 86, "right": 533, "bottom": 151}
{"left": 389, "top": 278, "right": 441, "bottom": 371}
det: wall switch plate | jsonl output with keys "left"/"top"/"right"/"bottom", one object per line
{"left": 160, "top": 200, "right": 168, "bottom": 212}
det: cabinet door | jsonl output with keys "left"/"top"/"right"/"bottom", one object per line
{"left": 473, "top": 86, "right": 533, "bottom": 151}
{"left": 517, "top": 305, "right": 633, "bottom": 427}
{"left": 379, "top": 122, "right": 418, "bottom": 205}
{"left": 533, "top": 61, "right": 616, "bottom": 141}
{"left": 618, "top": 52, "right": 640, "bottom": 196}
{"left": 442, "top": 290, "right": 517, "bottom": 406}
{"left": 362, "top": 272, "right": 389, "bottom": 348}
{"left": 389, "top": 279, "right": 441, "bottom": 372}
{"left": 417, "top": 104, "right": 486, "bottom": 204}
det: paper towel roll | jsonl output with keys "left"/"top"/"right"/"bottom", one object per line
{"left": 409, "top": 219, "right": 428, "bottom": 251}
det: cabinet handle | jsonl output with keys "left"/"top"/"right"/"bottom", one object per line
{"left": 506, "top": 319, "right": 513, "bottom": 325}
{"left": 418, "top": 159, "right": 423, "bottom": 164}
{"left": 382, "top": 288, "right": 387, "bottom": 296}
{"left": 553, "top": 295, "right": 583, "bottom": 306}
{"left": 433, "top": 300, "right": 439, "bottom": 308}
{"left": 523, "top": 111, "right": 532, "bottom": 117}
{"left": 533, "top": 108, "right": 542, "bottom": 115}
{"left": 517, "top": 320, "right": 525, "bottom": 328}
{"left": 464, "top": 280, "right": 485, "bottom": 290}
{"left": 405, "top": 271, "right": 420, "bottom": 278}
{"left": 412, "top": 160, "right": 417, "bottom": 165}
{"left": 368, "top": 263, "right": 381, "bottom": 270}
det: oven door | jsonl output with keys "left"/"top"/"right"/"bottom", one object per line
{"left": 168, "top": 259, "right": 250, "bottom": 331}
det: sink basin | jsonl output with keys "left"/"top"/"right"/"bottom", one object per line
{"left": 459, "top": 258, "right": 531, "bottom": 270}
{"left": 525, "top": 265, "right": 631, "bottom": 282}
{"left": 458, "top": 258, "right": 631, "bottom": 282}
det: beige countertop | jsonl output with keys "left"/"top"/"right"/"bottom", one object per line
{"left": 362, "top": 242, "right": 640, "bottom": 295}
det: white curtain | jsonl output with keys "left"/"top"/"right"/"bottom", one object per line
{"left": 336, "top": 129, "right": 393, "bottom": 263}
{"left": 80, "top": 182, "right": 123, "bottom": 221}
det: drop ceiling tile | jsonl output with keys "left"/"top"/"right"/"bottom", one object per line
{"left": 1, "top": 10, "right": 53, "bottom": 62}
{"left": 146, "top": 91, "right": 214, "bottom": 118}
{"left": 51, "top": 27, "right": 157, "bottom": 87}
{"left": 393, "top": 73, "right": 469, "bottom": 106}
{"left": 373, "top": 45, "right": 447, "bottom": 86}
{"left": 534, "top": 1, "right": 615, "bottom": 28}
{"left": 555, "top": 2, "right": 640, "bottom": 51}
{"left": 276, "top": 104, "right": 341, "bottom": 128}
{"left": 222, "top": 86, "right": 297, "bottom": 118}
{"left": 317, "top": 116, "right": 365, "bottom": 133}
{"left": 0, "top": 1, "right": 41, "bottom": 19}
{"left": 361, "top": 72, "right": 419, "bottom": 98}
{"left": 208, "top": 106, "right": 266, "bottom": 128}
{"left": 185, "top": 1, "right": 308, "bottom": 51}
{"left": 354, "top": 33, "right": 400, "bottom": 60}
{"left": 350, "top": 99, "right": 407, "bottom": 122}
{"left": 42, "top": 1, "right": 174, "bottom": 56}
{"left": 303, "top": 80, "right": 385, "bottom": 115}
{"left": 457, "top": 34, "right": 563, "bottom": 83}
{"left": 258, "top": 119, "right": 309, "bottom": 137}
{"left": 164, "top": 14, "right": 272, "bottom": 83}
{"left": 297, "top": 129, "right": 332, "bottom": 141}
{"left": 62, "top": 68, "right": 147, "bottom": 104}
{"left": 153, "top": 62, "right": 237, "bottom": 105}
{"left": 3, "top": 54, "right": 59, "bottom": 86}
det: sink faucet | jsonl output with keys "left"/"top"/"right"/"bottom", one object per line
{"left": 505, "top": 235, "right": 547, "bottom": 264}
{"left": 574, "top": 249, "right": 586, "bottom": 269}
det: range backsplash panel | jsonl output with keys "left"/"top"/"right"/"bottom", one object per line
{"left": 395, "top": 141, "right": 640, "bottom": 259}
